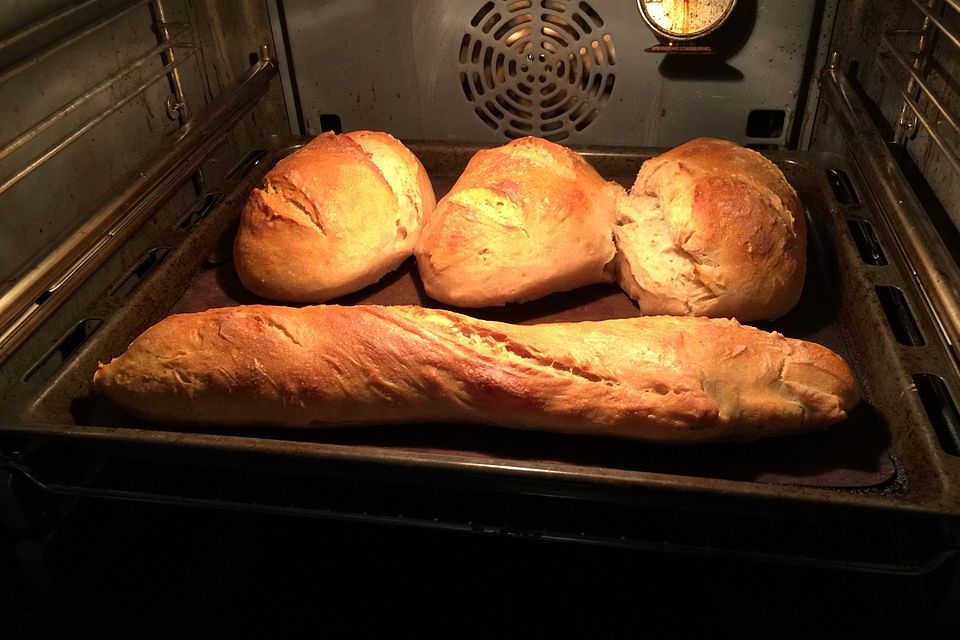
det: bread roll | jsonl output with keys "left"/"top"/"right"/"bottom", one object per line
{"left": 233, "top": 131, "right": 436, "bottom": 302}
{"left": 614, "top": 138, "right": 806, "bottom": 321}
{"left": 414, "top": 137, "right": 621, "bottom": 307}
{"left": 94, "top": 305, "right": 859, "bottom": 443}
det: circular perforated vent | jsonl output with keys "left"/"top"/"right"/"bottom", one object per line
{"left": 459, "top": 0, "right": 617, "bottom": 141}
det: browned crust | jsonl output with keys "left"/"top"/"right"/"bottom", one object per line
{"left": 616, "top": 138, "right": 807, "bottom": 321}
{"left": 415, "top": 137, "right": 621, "bottom": 307}
{"left": 344, "top": 130, "right": 437, "bottom": 224}
{"left": 233, "top": 131, "right": 434, "bottom": 303}
{"left": 94, "top": 305, "right": 859, "bottom": 443}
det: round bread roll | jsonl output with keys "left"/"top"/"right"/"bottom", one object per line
{"left": 414, "top": 136, "right": 621, "bottom": 307}
{"left": 233, "top": 131, "right": 436, "bottom": 302}
{"left": 614, "top": 138, "right": 806, "bottom": 321}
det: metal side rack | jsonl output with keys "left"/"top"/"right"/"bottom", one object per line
{"left": 0, "top": 0, "right": 277, "bottom": 363}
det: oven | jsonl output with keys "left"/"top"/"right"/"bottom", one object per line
{"left": 1, "top": 0, "right": 959, "bottom": 633}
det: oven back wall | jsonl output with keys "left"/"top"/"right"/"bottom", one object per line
{"left": 274, "top": 0, "right": 828, "bottom": 147}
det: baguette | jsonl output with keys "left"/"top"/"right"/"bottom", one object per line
{"left": 94, "top": 305, "right": 859, "bottom": 443}
{"left": 233, "top": 131, "right": 436, "bottom": 302}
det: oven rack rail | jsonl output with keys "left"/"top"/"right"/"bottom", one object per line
{"left": 889, "top": 0, "right": 960, "bottom": 160}
{"left": 0, "top": 0, "right": 278, "bottom": 363}
{"left": 0, "top": 0, "right": 194, "bottom": 196}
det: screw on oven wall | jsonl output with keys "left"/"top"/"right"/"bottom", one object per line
{"left": 164, "top": 95, "right": 187, "bottom": 121}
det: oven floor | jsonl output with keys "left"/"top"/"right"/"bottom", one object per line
{"left": 2, "top": 499, "right": 958, "bottom": 638}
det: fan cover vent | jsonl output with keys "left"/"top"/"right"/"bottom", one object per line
{"left": 459, "top": 0, "right": 617, "bottom": 141}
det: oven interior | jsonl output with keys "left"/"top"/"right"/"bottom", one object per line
{"left": 1, "top": 0, "right": 960, "bottom": 595}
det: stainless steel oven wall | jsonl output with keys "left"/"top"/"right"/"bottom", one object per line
{"left": 1, "top": 0, "right": 184, "bottom": 288}
{"left": 0, "top": 0, "right": 287, "bottom": 294}
{"left": 0, "top": 0, "right": 289, "bottom": 372}
{"left": 810, "top": 0, "right": 960, "bottom": 232}
{"left": 270, "top": 0, "right": 834, "bottom": 148}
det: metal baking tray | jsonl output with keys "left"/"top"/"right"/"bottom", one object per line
{"left": 2, "top": 139, "right": 959, "bottom": 518}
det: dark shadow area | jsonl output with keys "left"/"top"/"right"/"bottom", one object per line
{"left": 658, "top": 54, "right": 745, "bottom": 81}
{"left": 845, "top": 58, "right": 897, "bottom": 142}
{"left": 894, "top": 144, "right": 960, "bottom": 274}
{"left": 2, "top": 482, "right": 956, "bottom": 639}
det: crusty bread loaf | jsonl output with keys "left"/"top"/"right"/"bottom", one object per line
{"left": 414, "top": 137, "right": 622, "bottom": 307}
{"left": 94, "top": 305, "right": 859, "bottom": 443}
{"left": 614, "top": 138, "right": 806, "bottom": 321}
{"left": 233, "top": 131, "right": 436, "bottom": 302}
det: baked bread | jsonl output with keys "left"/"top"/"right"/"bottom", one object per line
{"left": 94, "top": 305, "right": 859, "bottom": 443}
{"left": 414, "top": 137, "right": 621, "bottom": 307}
{"left": 614, "top": 138, "right": 806, "bottom": 321}
{"left": 233, "top": 131, "right": 436, "bottom": 302}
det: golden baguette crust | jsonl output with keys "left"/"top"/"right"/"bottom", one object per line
{"left": 233, "top": 131, "right": 436, "bottom": 302}
{"left": 415, "top": 137, "right": 621, "bottom": 307}
{"left": 94, "top": 305, "right": 859, "bottom": 443}
{"left": 614, "top": 138, "right": 807, "bottom": 321}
